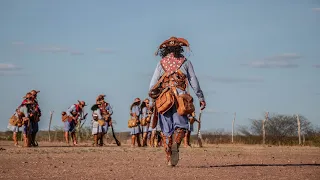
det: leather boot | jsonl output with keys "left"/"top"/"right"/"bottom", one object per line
{"left": 170, "top": 128, "right": 186, "bottom": 166}
{"left": 27, "top": 133, "right": 32, "bottom": 147}
{"left": 187, "top": 131, "right": 191, "bottom": 147}
{"left": 174, "top": 128, "right": 186, "bottom": 146}
{"left": 162, "top": 135, "right": 173, "bottom": 166}
{"left": 131, "top": 135, "right": 136, "bottom": 147}
{"left": 31, "top": 133, "right": 38, "bottom": 147}
{"left": 184, "top": 131, "right": 191, "bottom": 148}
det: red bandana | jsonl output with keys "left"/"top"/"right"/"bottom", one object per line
{"left": 160, "top": 53, "right": 185, "bottom": 75}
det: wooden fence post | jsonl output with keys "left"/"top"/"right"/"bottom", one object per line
{"left": 296, "top": 114, "right": 301, "bottom": 145}
{"left": 48, "top": 111, "right": 54, "bottom": 142}
{"left": 232, "top": 112, "right": 236, "bottom": 143}
{"left": 262, "top": 112, "right": 269, "bottom": 145}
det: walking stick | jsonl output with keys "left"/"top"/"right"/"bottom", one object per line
{"left": 110, "top": 123, "right": 121, "bottom": 146}
{"left": 196, "top": 109, "right": 203, "bottom": 148}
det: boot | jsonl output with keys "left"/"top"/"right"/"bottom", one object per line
{"left": 31, "top": 133, "right": 38, "bottom": 147}
{"left": 170, "top": 128, "right": 186, "bottom": 166}
{"left": 187, "top": 131, "right": 191, "bottom": 147}
{"left": 184, "top": 131, "right": 191, "bottom": 148}
{"left": 93, "top": 134, "right": 98, "bottom": 147}
{"left": 162, "top": 135, "right": 173, "bottom": 166}
{"left": 136, "top": 134, "right": 142, "bottom": 147}
{"left": 131, "top": 135, "right": 136, "bottom": 147}
{"left": 27, "top": 133, "right": 32, "bottom": 147}
{"left": 64, "top": 132, "right": 69, "bottom": 145}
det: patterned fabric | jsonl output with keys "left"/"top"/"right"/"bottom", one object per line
{"left": 160, "top": 53, "right": 186, "bottom": 75}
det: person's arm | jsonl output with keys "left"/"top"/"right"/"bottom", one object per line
{"left": 106, "top": 104, "right": 113, "bottom": 115}
{"left": 135, "top": 106, "right": 141, "bottom": 116}
{"left": 142, "top": 107, "right": 147, "bottom": 119}
{"left": 149, "top": 62, "right": 163, "bottom": 91}
{"left": 66, "top": 105, "right": 76, "bottom": 116}
{"left": 20, "top": 106, "right": 29, "bottom": 117}
{"left": 186, "top": 60, "right": 206, "bottom": 109}
{"left": 96, "top": 109, "right": 103, "bottom": 119}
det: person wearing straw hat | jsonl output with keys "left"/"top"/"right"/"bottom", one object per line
{"left": 149, "top": 36, "right": 206, "bottom": 166}
{"left": 129, "top": 98, "right": 142, "bottom": 147}
{"left": 91, "top": 101, "right": 106, "bottom": 146}
{"left": 19, "top": 93, "right": 34, "bottom": 147}
{"left": 65, "top": 100, "right": 87, "bottom": 146}
{"left": 28, "top": 90, "right": 41, "bottom": 147}
{"left": 140, "top": 98, "right": 152, "bottom": 147}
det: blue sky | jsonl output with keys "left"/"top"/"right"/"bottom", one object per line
{"left": 0, "top": 0, "right": 319, "bottom": 133}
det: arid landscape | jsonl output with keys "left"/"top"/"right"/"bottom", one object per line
{"left": 0, "top": 141, "right": 319, "bottom": 180}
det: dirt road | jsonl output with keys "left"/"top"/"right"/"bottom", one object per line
{"left": 0, "top": 141, "right": 319, "bottom": 180}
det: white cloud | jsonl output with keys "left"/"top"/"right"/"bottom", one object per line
{"left": 32, "top": 46, "right": 84, "bottom": 55}
{"left": 0, "top": 71, "right": 25, "bottom": 76}
{"left": 204, "top": 76, "right": 264, "bottom": 83}
{"left": 11, "top": 42, "right": 84, "bottom": 55}
{"left": 36, "top": 46, "right": 69, "bottom": 53}
{"left": 242, "top": 53, "right": 301, "bottom": 68}
{"left": 96, "top": 48, "right": 114, "bottom": 54}
{"left": 70, "top": 51, "right": 84, "bottom": 55}
{"left": 0, "top": 63, "right": 21, "bottom": 70}
{"left": 312, "top": 8, "right": 320, "bottom": 12}
{"left": 0, "top": 63, "right": 23, "bottom": 76}
{"left": 11, "top": 41, "right": 24, "bottom": 45}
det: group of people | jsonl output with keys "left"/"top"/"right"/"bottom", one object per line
{"left": 6, "top": 36, "right": 206, "bottom": 167}
{"left": 7, "top": 90, "right": 41, "bottom": 147}
{"left": 128, "top": 97, "right": 195, "bottom": 148}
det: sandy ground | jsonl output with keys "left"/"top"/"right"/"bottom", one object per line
{"left": 0, "top": 141, "right": 319, "bottom": 180}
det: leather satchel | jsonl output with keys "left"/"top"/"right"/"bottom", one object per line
{"left": 128, "top": 117, "right": 138, "bottom": 128}
{"left": 155, "top": 87, "right": 175, "bottom": 115}
{"left": 98, "top": 119, "right": 106, "bottom": 126}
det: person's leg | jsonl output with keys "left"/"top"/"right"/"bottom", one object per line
{"left": 22, "top": 125, "right": 29, "bottom": 147}
{"left": 31, "top": 121, "right": 39, "bottom": 146}
{"left": 150, "top": 130, "right": 156, "bottom": 147}
{"left": 184, "top": 130, "right": 190, "bottom": 147}
{"left": 92, "top": 122, "right": 98, "bottom": 147}
{"left": 158, "top": 108, "right": 175, "bottom": 165}
{"left": 70, "top": 121, "right": 77, "bottom": 145}
{"left": 170, "top": 106, "right": 189, "bottom": 166}
{"left": 64, "top": 121, "right": 71, "bottom": 144}
{"left": 142, "top": 126, "right": 148, "bottom": 146}
{"left": 130, "top": 128, "right": 136, "bottom": 147}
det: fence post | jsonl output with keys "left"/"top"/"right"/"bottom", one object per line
{"left": 296, "top": 114, "right": 301, "bottom": 145}
{"left": 262, "top": 112, "right": 269, "bottom": 145}
{"left": 48, "top": 111, "right": 54, "bottom": 142}
{"left": 232, "top": 112, "right": 236, "bottom": 143}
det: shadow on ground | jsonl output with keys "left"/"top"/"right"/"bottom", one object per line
{"left": 189, "top": 163, "right": 320, "bottom": 168}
